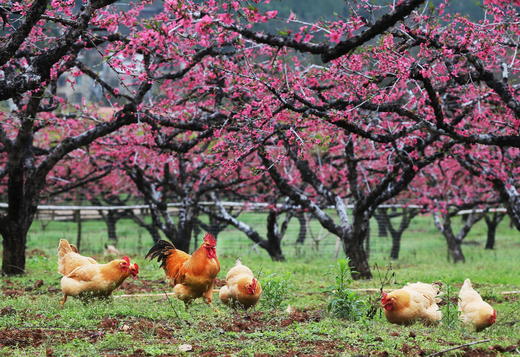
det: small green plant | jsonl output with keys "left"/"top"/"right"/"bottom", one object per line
{"left": 326, "top": 259, "right": 368, "bottom": 321}
{"left": 442, "top": 284, "right": 460, "bottom": 328}
{"left": 261, "top": 273, "right": 291, "bottom": 310}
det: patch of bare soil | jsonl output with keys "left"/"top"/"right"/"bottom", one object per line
{"left": 27, "top": 249, "right": 49, "bottom": 258}
{"left": 99, "top": 316, "right": 179, "bottom": 341}
{"left": 122, "top": 348, "right": 151, "bottom": 357}
{"left": 221, "top": 311, "right": 267, "bottom": 332}
{"left": 280, "top": 309, "right": 322, "bottom": 327}
{"left": 24, "top": 279, "right": 45, "bottom": 292}
{"left": 2, "top": 278, "right": 48, "bottom": 297}
{"left": 461, "top": 347, "right": 497, "bottom": 356}
{"left": 47, "top": 286, "right": 61, "bottom": 294}
{"left": 218, "top": 308, "right": 324, "bottom": 333}
{"left": 278, "top": 340, "right": 349, "bottom": 357}
{"left": 0, "top": 306, "right": 16, "bottom": 316}
{"left": 99, "top": 317, "right": 119, "bottom": 330}
{"left": 487, "top": 344, "right": 519, "bottom": 353}
{"left": 2, "top": 288, "right": 25, "bottom": 297}
{"left": 0, "top": 328, "right": 103, "bottom": 348}
{"left": 400, "top": 343, "right": 426, "bottom": 356}
{"left": 503, "top": 294, "right": 520, "bottom": 302}
{"left": 120, "top": 279, "right": 166, "bottom": 294}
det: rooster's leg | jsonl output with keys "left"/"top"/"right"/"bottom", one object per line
{"left": 60, "top": 294, "right": 68, "bottom": 306}
{"left": 203, "top": 285, "right": 213, "bottom": 305}
{"left": 203, "top": 287, "right": 220, "bottom": 312}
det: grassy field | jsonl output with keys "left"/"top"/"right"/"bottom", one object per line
{"left": 0, "top": 214, "right": 518, "bottom": 356}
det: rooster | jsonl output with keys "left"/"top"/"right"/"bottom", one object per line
{"left": 381, "top": 282, "right": 442, "bottom": 325}
{"left": 146, "top": 233, "right": 220, "bottom": 308}
{"left": 60, "top": 256, "right": 139, "bottom": 305}
{"left": 58, "top": 239, "right": 97, "bottom": 276}
{"left": 458, "top": 279, "right": 497, "bottom": 331}
{"left": 219, "top": 259, "right": 262, "bottom": 309}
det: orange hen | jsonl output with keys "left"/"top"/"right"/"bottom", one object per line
{"left": 458, "top": 279, "right": 496, "bottom": 331}
{"left": 146, "top": 233, "right": 220, "bottom": 308}
{"left": 381, "top": 282, "right": 442, "bottom": 325}
{"left": 60, "top": 256, "right": 139, "bottom": 305}
{"left": 57, "top": 239, "right": 97, "bottom": 276}
{"left": 219, "top": 259, "right": 262, "bottom": 309}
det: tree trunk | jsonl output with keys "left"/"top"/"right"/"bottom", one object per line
{"left": 265, "top": 210, "right": 286, "bottom": 261}
{"left": 484, "top": 211, "right": 505, "bottom": 250}
{"left": 343, "top": 241, "right": 372, "bottom": 279}
{"left": 0, "top": 157, "right": 38, "bottom": 275}
{"left": 105, "top": 211, "right": 118, "bottom": 244}
{"left": 433, "top": 210, "right": 484, "bottom": 264}
{"left": 171, "top": 217, "right": 193, "bottom": 253}
{"left": 1, "top": 224, "right": 27, "bottom": 275}
{"left": 446, "top": 237, "right": 465, "bottom": 263}
{"left": 296, "top": 212, "right": 307, "bottom": 244}
{"left": 364, "top": 226, "right": 370, "bottom": 258}
{"left": 192, "top": 224, "right": 200, "bottom": 252}
{"left": 343, "top": 211, "right": 372, "bottom": 279}
{"left": 388, "top": 208, "right": 418, "bottom": 260}
{"left": 390, "top": 233, "right": 403, "bottom": 260}
{"left": 75, "top": 210, "right": 82, "bottom": 252}
{"left": 485, "top": 223, "right": 497, "bottom": 250}
{"left": 492, "top": 180, "right": 520, "bottom": 231}
{"left": 374, "top": 208, "right": 389, "bottom": 237}
{"left": 264, "top": 241, "right": 285, "bottom": 261}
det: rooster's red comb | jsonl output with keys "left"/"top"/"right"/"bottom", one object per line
{"left": 203, "top": 233, "right": 217, "bottom": 246}
{"left": 122, "top": 256, "right": 130, "bottom": 264}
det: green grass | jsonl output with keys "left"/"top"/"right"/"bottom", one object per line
{"left": 0, "top": 214, "right": 518, "bottom": 356}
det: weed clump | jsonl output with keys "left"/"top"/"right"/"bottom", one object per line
{"left": 260, "top": 273, "right": 291, "bottom": 310}
{"left": 326, "top": 259, "right": 368, "bottom": 321}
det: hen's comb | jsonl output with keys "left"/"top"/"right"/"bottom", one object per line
{"left": 122, "top": 256, "right": 131, "bottom": 264}
{"left": 203, "top": 233, "right": 217, "bottom": 246}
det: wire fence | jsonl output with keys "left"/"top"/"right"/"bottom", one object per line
{"left": 2, "top": 203, "right": 512, "bottom": 261}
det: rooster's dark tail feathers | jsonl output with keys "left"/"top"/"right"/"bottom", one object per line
{"left": 145, "top": 240, "right": 176, "bottom": 269}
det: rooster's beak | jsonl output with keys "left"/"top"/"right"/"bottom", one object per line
{"left": 131, "top": 263, "right": 139, "bottom": 278}
{"left": 381, "top": 292, "right": 389, "bottom": 304}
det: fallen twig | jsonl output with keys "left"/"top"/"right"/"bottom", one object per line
{"left": 426, "top": 339, "right": 491, "bottom": 357}
{"left": 114, "top": 293, "right": 176, "bottom": 298}
{"left": 115, "top": 290, "right": 222, "bottom": 299}
{"left": 162, "top": 287, "right": 180, "bottom": 318}
{"left": 353, "top": 288, "right": 395, "bottom": 293}
{"left": 501, "top": 291, "right": 520, "bottom": 295}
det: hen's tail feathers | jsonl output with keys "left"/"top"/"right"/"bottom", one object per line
{"left": 461, "top": 279, "right": 472, "bottom": 290}
{"left": 58, "top": 239, "right": 74, "bottom": 258}
{"left": 145, "top": 240, "right": 176, "bottom": 269}
{"left": 219, "top": 286, "right": 231, "bottom": 305}
{"left": 406, "top": 282, "right": 442, "bottom": 304}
